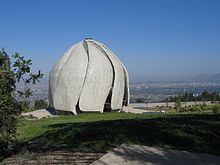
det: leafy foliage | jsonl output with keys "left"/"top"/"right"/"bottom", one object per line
{"left": 12, "top": 52, "right": 43, "bottom": 98}
{"left": 174, "top": 96, "right": 181, "bottom": 112}
{"left": 136, "top": 98, "right": 145, "bottom": 103}
{"left": 212, "top": 105, "right": 220, "bottom": 114}
{"left": 168, "top": 90, "right": 220, "bottom": 102}
{"left": 34, "top": 99, "right": 48, "bottom": 110}
{"left": 0, "top": 49, "right": 43, "bottom": 159}
{"left": 20, "top": 100, "right": 31, "bottom": 112}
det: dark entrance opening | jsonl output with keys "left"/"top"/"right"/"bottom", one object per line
{"left": 104, "top": 88, "right": 112, "bottom": 112}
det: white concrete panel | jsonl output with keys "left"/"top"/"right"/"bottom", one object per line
{"left": 79, "top": 41, "right": 113, "bottom": 112}
{"left": 123, "top": 66, "right": 130, "bottom": 105}
{"left": 101, "top": 43, "right": 130, "bottom": 105}
{"left": 49, "top": 44, "right": 76, "bottom": 107}
{"left": 53, "top": 81, "right": 69, "bottom": 110}
{"left": 54, "top": 42, "right": 88, "bottom": 114}
{"left": 92, "top": 40, "right": 125, "bottom": 110}
{"left": 94, "top": 40, "right": 130, "bottom": 106}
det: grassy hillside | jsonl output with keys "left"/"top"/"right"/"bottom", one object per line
{"left": 16, "top": 112, "right": 220, "bottom": 155}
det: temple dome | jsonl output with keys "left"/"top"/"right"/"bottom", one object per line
{"left": 49, "top": 39, "right": 129, "bottom": 114}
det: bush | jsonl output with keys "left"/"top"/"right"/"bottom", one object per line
{"left": 20, "top": 100, "right": 31, "bottom": 112}
{"left": 0, "top": 49, "right": 43, "bottom": 160}
{"left": 34, "top": 99, "right": 48, "bottom": 110}
{"left": 0, "top": 96, "right": 22, "bottom": 158}
{"left": 212, "top": 107, "right": 220, "bottom": 114}
{"left": 136, "top": 98, "right": 145, "bottom": 103}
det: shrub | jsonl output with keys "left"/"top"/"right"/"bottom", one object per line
{"left": 34, "top": 99, "right": 48, "bottom": 110}
{"left": 0, "top": 49, "right": 43, "bottom": 160}
{"left": 212, "top": 107, "right": 220, "bottom": 114}
{"left": 136, "top": 98, "right": 145, "bottom": 103}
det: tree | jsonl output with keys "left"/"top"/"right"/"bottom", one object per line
{"left": 34, "top": 99, "right": 48, "bottom": 110}
{"left": 0, "top": 49, "right": 43, "bottom": 159}
{"left": 175, "top": 96, "right": 181, "bottom": 113}
{"left": 201, "top": 90, "right": 209, "bottom": 101}
{"left": 136, "top": 98, "right": 145, "bottom": 103}
{"left": 20, "top": 100, "right": 31, "bottom": 112}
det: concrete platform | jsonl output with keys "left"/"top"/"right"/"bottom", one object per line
{"left": 92, "top": 144, "right": 220, "bottom": 165}
{"left": 22, "top": 108, "right": 56, "bottom": 119}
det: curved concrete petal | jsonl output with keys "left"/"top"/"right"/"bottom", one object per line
{"left": 53, "top": 42, "right": 88, "bottom": 114}
{"left": 123, "top": 67, "right": 130, "bottom": 105}
{"left": 94, "top": 40, "right": 129, "bottom": 106}
{"left": 53, "top": 81, "right": 69, "bottom": 110}
{"left": 92, "top": 40, "right": 125, "bottom": 110}
{"left": 79, "top": 41, "right": 113, "bottom": 112}
{"left": 49, "top": 44, "right": 76, "bottom": 107}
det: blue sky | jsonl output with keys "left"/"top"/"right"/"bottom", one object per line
{"left": 1, "top": 0, "right": 220, "bottom": 81}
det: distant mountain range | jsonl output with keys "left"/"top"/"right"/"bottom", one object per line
{"left": 189, "top": 73, "right": 220, "bottom": 82}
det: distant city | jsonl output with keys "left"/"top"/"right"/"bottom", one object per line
{"left": 17, "top": 73, "right": 220, "bottom": 104}
{"left": 130, "top": 81, "right": 220, "bottom": 103}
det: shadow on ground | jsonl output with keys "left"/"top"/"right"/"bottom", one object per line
{"left": 17, "top": 114, "right": 220, "bottom": 155}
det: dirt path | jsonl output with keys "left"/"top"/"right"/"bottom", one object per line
{"left": 3, "top": 151, "right": 104, "bottom": 165}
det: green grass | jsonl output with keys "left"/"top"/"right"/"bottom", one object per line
{"left": 17, "top": 112, "right": 154, "bottom": 140}
{"left": 16, "top": 112, "right": 220, "bottom": 155}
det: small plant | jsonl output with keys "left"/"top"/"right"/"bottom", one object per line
{"left": 175, "top": 96, "right": 181, "bottom": 112}
{"left": 212, "top": 107, "right": 220, "bottom": 114}
{"left": 136, "top": 98, "right": 145, "bottom": 103}
{"left": 34, "top": 99, "right": 48, "bottom": 110}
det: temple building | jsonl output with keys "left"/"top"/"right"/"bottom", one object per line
{"left": 49, "top": 39, "right": 129, "bottom": 114}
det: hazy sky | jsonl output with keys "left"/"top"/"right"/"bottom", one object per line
{"left": 1, "top": 0, "right": 220, "bottom": 82}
